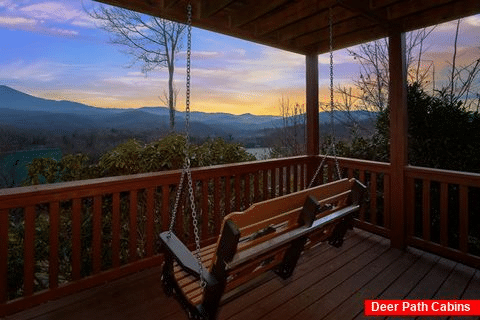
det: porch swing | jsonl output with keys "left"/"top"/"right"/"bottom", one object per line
{"left": 159, "top": 4, "right": 366, "bottom": 320}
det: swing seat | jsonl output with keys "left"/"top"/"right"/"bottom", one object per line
{"left": 160, "top": 178, "right": 366, "bottom": 319}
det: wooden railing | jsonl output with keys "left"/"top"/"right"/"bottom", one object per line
{"left": 334, "top": 157, "right": 391, "bottom": 238}
{"left": 405, "top": 166, "right": 480, "bottom": 268}
{"left": 1, "top": 155, "right": 480, "bottom": 316}
{"left": 0, "top": 156, "right": 310, "bottom": 316}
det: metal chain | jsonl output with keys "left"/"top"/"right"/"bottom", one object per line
{"left": 169, "top": 169, "right": 186, "bottom": 234}
{"left": 328, "top": 7, "right": 342, "bottom": 180}
{"left": 307, "top": 7, "right": 342, "bottom": 188}
{"left": 167, "top": 3, "right": 205, "bottom": 289}
{"left": 186, "top": 3, "right": 206, "bottom": 289}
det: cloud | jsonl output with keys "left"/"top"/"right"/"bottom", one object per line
{"left": 102, "top": 71, "right": 169, "bottom": 87}
{"left": 0, "top": 60, "right": 67, "bottom": 82}
{"left": 48, "top": 27, "right": 78, "bottom": 36}
{"left": 0, "top": 0, "right": 17, "bottom": 10}
{"left": 464, "top": 15, "right": 480, "bottom": 27}
{"left": 21, "top": 2, "right": 79, "bottom": 21}
{"left": 0, "top": 16, "right": 36, "bottom": 26}
{"left": 18, "top": 1, "right": 95, "bottom": 28}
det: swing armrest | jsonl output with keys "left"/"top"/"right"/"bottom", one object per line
{"left": 160, "top": 231, "right": 217, "bottom": 286}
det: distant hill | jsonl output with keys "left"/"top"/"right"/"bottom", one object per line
{"left": 0, "top": 85, "right": 376, "bottom": 138}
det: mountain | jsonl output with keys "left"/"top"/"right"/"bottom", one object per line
{"left": 0, "top": 85, "right": 376, "bottom": 137}
{"left": 0, "top": 85, "right": 125, "bottom": 116}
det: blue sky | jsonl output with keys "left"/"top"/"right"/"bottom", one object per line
{"left": 0, "top": 0, "right": 479, "bottom": 115}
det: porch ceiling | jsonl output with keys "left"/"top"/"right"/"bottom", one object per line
{"left": 94, "top": 0, "right": 480, "bottom": 55}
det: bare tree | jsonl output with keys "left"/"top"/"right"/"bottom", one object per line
{"left": 342, "top": 28, "right": 436, "bottom": 113}
{"left": 87, "top": 4, "right": 186, "bottom": 130}
{"left": 268, "top": 97, "right": 306, "bottom": 157}
{"left": 446, "top": 20, "right": 480, "bottom": 110}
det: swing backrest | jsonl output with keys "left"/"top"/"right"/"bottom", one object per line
{"left": 211, "top": 178, "right": 359, "bottom": 291}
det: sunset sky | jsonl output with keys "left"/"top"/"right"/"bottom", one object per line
{"left": 0, "top": 0, "right": 479, "bottom": 115}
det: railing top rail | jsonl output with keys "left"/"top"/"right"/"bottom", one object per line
{"left": 0, "top": 155, "right": 310, "bottom": 209}
{"left": 405, "top": 165, "right": 480, "bottom": 186}
{"left": 321, "top": 155, "right": 391, "bottom": 172}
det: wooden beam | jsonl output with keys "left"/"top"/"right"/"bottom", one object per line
{"left": 388, "top": 29, "right": 408, "bottom": 250}
{"left": 306, "top": 54, "right": 319, "bottom": 157}
{"left": 200, "top": 0, "right": 236, "bottom": 18}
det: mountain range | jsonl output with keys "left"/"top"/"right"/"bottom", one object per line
{"left": 0, "top": 85, "right": 374, "bottom": 138}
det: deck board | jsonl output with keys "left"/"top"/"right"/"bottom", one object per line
{"left": 4, "top": 229, "right": 479, "bottom": 320}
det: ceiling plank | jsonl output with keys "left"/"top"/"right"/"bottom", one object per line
{"left": 303, "top": 24, "right": 385, "bottom": 54}
{"left": 337, "top": 0, "right": 390, "bottom": 26}
{"left": 230, "top": 0, "right": 291, "bottom": 28}
{"left": 254, "top": 0, "right": 337, "bottom": 36}
{"left": 369, "top": 0, "right": 402, "bottom": 10}
{"left": 200, "top": 0, "right": 236, "bottom": 18}
{"left": 396, "top": 0, "right": 480, "bottom": 32}
{"left": 275, "top": 6, "right": 358, "bottom": 42}
{"left": 162, "top": 0, "right": 179, "bottom": 9}
{"left": 387, "top": 0, "right": 456, "bottom": 20}
{"left": 292, "top": 16, "right": 378, "bottom": 51}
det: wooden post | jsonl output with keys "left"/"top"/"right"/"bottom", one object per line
{"left": 306, "top": 54, "right": 319, "bottom": 156}
{"left": 306, "top": 54, "right": 319, "bottom": 183}
{"left": 388, "top": 29, "right": 408, "bottom": 249}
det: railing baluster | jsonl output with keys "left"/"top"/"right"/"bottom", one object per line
{"left": 292, "top": 164, "right": 299, "bottom": 192}
{"left": 146, "top": 187, "right": 155, "bottom": 257}
{"left": 214, "top": 177, "right": 221, "bottom": 235}
{"left": 161, "top": 186, "right": 169, "bottom": 233}
{"left": 202, "top": 179, "right": 209, "bottom": 240}
{"left": 24, "top": 206, "right": 35, "bottom": 296}
{"left": 384, "top": 174, "right": 391, "bottom": 229}
{"left": 301, "top": 163, "right": 305, "bottom": 190}
{"left": 348, "top": 167, "right": 354, "bottom": 179}
{"left": 225, "top": 176, "right": 231, "bottom": 215}
{"left": 328, "top": 164, "right": 334, "bottom": 182}
{"left": 112, "top": 193, "right": 120, "bottom": 268}
{"left": 406, "top": 177, "right": 415, "bottom": 237}
{"left": 278, "top": 167, "right": 284, "bottom": 196}
{"left": 235, "top": 175, "right": 241, "bottom": 211}
{"left": 263, "top": 170, "right": 268, "bottom": 200}
{"left": 245, "top": 173, "right": 251, "bottom": 207}
{"left": 253, "top": 171, "right": 259, "bottom": 203}
{"left": 271, "top": 168, "right": 277, "bottom": 198}
{"left": 370, "top": 172, "right": 377, "bottom": 225}
{"left": 93, "top": 196, "right": 102, "bottom": 274}
{"left": 359, "top": 170, "right": 365, "bottom": 222}
{"left": 130, "top": 190, "right": 138, "bottom": 262}
{"left": 72, "top": 199, "right": 81, "bottom": 281}
{"left": 286, "top": 165, "right": 291, "bottom": 194}
{"left": 422, "top": 179, "right": 431, "bottom": 241}
{"left": 459, "top": 185, "right": 469, "bottom": 253}
{"left": 440, "top": 183, "right": 448, "bottom": 246}
{"left": 175, "top": 191, "right": 184, "bottom": 242}
{"left": 1, "top": 209, "right": 8, "bottom": 302}
{"left": 49, "top": 202, "right": 59, "bottom": 289}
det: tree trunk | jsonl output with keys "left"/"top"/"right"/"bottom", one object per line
{"left": 168, "top": 64, "right": 175, "bottom": 131}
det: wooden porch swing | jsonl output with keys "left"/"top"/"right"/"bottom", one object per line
{"left": 159, "top": 4, "right": 366, "bottom": 320}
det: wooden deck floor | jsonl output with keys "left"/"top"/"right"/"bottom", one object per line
{"left": 5, "top": 229, "right": 480, "bottom": 320}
